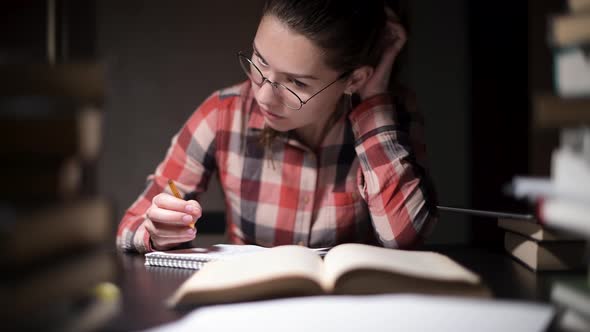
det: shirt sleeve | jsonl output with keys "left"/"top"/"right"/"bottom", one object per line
{"left": 116, "top": 92, "right": 222, "bottom": 253}
{"left": 349, "top": 90, "right": 438, "bottom": 249}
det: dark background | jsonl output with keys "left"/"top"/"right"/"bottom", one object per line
{"left": 0, "top": 0, "right": 565, "bottom": 246}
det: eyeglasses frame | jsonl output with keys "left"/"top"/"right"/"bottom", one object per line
{"left": 237, "top": 51, "right": 351, "bottom": 110}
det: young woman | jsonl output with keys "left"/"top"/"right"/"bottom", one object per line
{"left": 117, "top": 0, "right": 438, "bottom": 253}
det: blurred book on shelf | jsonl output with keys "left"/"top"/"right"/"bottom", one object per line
{"left": 0, "top": 61, "right": 119, "bottom": 330}
{"left": 547, "top": 4, "right": 590, "bottom": 101}
{"left": 551, "top": 277, "right": 590, "bottom": 332}
{"left": 533, "top": 94, "right": 590, "bottom": 128}
{"left": 553, "top": 46, "right": 590, "bottom": 98}
{"left": 0, "top": 63, "right": 104, "bottom": 104}
{"left": 567, "top": 0, "right": 590, "bottom": 12}
{"left": 0, "top": 250, "right": 118, "bottom": 331}
{"left": 0, "top": 250, "right": 116, "bottom": 318}
{"left": 550, "top": 13, "right": 590, "bottom": 48}
{"left": 0, "top": 197, "right": 113, "bottom": 268}
{"left": 0, "top": 100, "right": 103, "bottom": 161}
{"left": 509, "top": 128, "right": 590, "bottom": 238}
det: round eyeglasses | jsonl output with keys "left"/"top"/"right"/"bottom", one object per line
{"left": 237, "top": 51, "right": 349, "bottom": 111}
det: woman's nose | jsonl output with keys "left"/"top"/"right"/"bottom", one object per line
{"left": 255, "top": 79, "right": 278, "bottom": 107}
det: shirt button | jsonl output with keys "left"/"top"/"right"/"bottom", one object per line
{"left": 303, "top": 196, "right": 310, "bottom": 204}
{"left": 297, "top": 241, "right": 305, "bottom": 246}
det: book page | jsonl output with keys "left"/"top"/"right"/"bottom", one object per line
{"left": 321, "top": 243, "right": 481, "bottom": 291}
{"left": 168, "top": 245, "right": 324, "bottom": 306}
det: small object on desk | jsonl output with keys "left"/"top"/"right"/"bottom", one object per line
{"left": 92, "top": 282, "right": 121, "bottom": 302}
{"left": 167, "top": 179, "right": 194, "bottom": 229}
{"left": 438, "top": 205, "right": 534, "bottom": 220}
{"left": 166, "top": 243, "right": 491, "bottom": 308}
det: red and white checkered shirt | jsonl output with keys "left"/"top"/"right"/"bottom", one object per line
{"left": 117, "top": 81, "right": 438, "bottom": 253}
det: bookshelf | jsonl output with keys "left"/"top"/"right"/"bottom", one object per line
{"left": 0, "top": 1, "right": 116, "bottom": 327}
{"left": 527, "top": 1, "right": 590, "bottom": 331}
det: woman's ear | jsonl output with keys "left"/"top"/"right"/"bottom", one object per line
{"left": 345, "top": 66, "right": 374, "bottom": 94}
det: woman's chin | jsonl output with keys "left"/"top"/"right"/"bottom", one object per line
{"left": 263, "top": 118, "right": 291, "bottom": 132}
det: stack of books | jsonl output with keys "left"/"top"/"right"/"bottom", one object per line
{"left": 522, "top": 1, "right": 590, "bottom": 329}
{"left": 498, "top": 217, "right": 587, "bottom": 271}
{"left": 512, "top": 0, "right": 590, "bottom": 245}
{"left": 0, "top": 63, "right": 117, "bottom": 329}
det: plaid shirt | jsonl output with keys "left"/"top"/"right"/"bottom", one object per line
{"left": 117, "top": 81, "right": 437, "bottom": 253}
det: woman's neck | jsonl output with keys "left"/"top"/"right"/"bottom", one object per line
{"left": 294, "top": 97, "right": 347, "bottom": 151}
{"left": 294, "top": 125, "right": 326, "bottom": 151}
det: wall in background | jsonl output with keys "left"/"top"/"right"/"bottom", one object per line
{"left": 96, "top": 0, "right": 264, "bottom": 219}
{"left": 407, "top": 0, "right": 471, "bottom": 243}
{"left": 96, "top": 0, "right": 472, "bottom": 243}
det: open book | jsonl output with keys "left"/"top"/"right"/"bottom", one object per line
{"left": 167, "top": 243, "right": 490, "bottom": 307}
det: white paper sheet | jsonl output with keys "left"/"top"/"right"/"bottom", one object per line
{"left": 144, "top": 294, "right": 554, "bottom": 332}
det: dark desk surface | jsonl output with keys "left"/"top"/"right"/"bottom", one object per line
{"left": 98, "top": 245, "right": 582, "bottom": 332}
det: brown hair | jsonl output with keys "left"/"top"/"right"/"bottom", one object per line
{"left": 257, "top": 0, "right": 407, "bottom": 149}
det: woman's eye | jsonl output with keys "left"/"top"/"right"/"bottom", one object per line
{"left": 256, "top": 55, "right": 269, "bottom": 67}
{"left": 289, "top": 79, "right": 307, "bottom": 89}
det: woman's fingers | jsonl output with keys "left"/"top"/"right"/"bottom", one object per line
{"left": 144, "top": 193, "right": 202, "bottom": 249}
{"left": 369, "top": 23, "right": 405, "bottom": 87}
{"left": 146, "top": 218, "right": 197, "bottom": 238}
{"left": 147, "top": 205, "right": 196, "bottom": 226}
{"left": 385, "top": 6, "right": 399, "bottom": 22}
{"left": 144, "top": 216, "right": 197, "bottom": 248}
{"left": 152, "top": 193, "right": 202, "bottom": 217}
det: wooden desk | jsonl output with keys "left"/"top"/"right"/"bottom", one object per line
{"left": 96, "top": 245, "right": 581, "bottom": 331}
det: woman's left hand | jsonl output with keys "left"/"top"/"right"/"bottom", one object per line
{"left": 357, "top": 8, "right": 407, "bottom": 100}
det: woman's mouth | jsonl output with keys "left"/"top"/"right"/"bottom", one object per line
{"left": 260, "top": 108, "right": 286, "bottom": 120}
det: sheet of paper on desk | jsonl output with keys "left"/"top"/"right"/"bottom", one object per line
{"left": 145, "top": 294, "right": 554, "bottom": 332}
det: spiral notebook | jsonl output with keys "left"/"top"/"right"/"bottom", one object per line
{"left": 145, "top": 244, "right": 333, "bottom": 270}
{"left": 145, "top": 244, "right": 268, "bottom": 270}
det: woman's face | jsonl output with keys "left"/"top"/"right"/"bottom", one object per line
{"left": 250, "top": 15, "right": 347, "bottom": 132}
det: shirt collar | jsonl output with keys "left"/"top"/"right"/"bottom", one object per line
{"left": 241, "top": 81, "right": 351, "bottom": 151}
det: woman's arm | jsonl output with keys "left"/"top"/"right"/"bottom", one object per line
{"left": 116, "top": 92, "right": 222, "bottom": 253}
{"left": 348, "top": 7, "right": 437, "bottom": 248}
{"left": 349, "top": 91, "right": 438, "bottom": 248}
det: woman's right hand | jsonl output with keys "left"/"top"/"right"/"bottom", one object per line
{"left": 144, "top": 193, "right": 202, "bottom": 250}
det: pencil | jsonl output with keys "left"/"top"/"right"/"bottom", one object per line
{"left": 168, "top": 179, "right": 195, "bottom": 229}
{"left": 168, "top": 179, "right": 182, "bottom": 199}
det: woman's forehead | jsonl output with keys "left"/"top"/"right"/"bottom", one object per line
{"left": 253, "top": 15, "right": 334, "bottom": 77}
